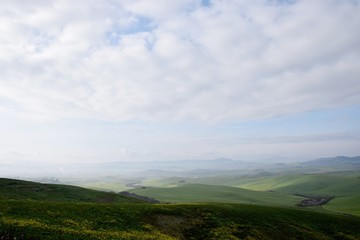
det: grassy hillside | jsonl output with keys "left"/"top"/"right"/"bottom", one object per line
{"left": 1, "top": 178, "right": 360, "bottom": 239}
{"left": 76, "top": 180, "right": 128, "bottom": 192}
{"left": 324, "top": 196, "right": 360, "bottom": 216}
{"left": 229, "top": 174, "right": 360, "bottom": 195}
{"left": 130, "top": 183, "right": 304, "bottom": 207}
{"left": 140, "top": 172, "right": 360, "bottom": 195}
{"left": 0, "top": 178, "right": 141, "bottom": 203}
{"left": 227, "top": 173, "right": 360, "bottom": 216}
{"left": 1, "top": 200, "right": 360, "bottom": 240}
{"left": 135, "top": 172, "right": 360, "bottom": 216}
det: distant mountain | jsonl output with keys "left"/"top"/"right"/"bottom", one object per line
{"left": 301, "top": 156, "right": 360, "bottom": 168}
{"left": 99, "top": 156, "right": 360, "bottom": 175}
{"left": 97, "top": 158, "right": 244, "bottom": 172}
{"left": 141, "top": 158, "right": 247, "bottom": 170}
{"left": 3, "top": 156, "right": 359, "bottom": 179}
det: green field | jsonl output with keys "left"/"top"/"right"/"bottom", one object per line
{"left": 137, "top": 172, "right": 360, "bottom": 216}
{"left": 130, "top": 183, "right": 304, "bottom": 207}
{"left": 229, "top": 174, "right": 360, "bottom": 195}
{"left": 140, "top": 172, "right": 360, "bottom": 195}
{"left": 227, "top": 173, "right": 360, "bottom": 216}
{"left": 324, "top": 196, "right": 360, "bottom": 216}
{"left": 76, "top": 181, "right": 129, "bottom": 193}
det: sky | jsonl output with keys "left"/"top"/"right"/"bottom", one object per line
{"left": 0, "top": 0, "right": 359, "bottom": 164}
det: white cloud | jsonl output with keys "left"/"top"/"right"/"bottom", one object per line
{"left": 0, "top": 0, "right": 359, "bottom": 122}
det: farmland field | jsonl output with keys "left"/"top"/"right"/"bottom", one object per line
{"left": 133, "top": 172, "right": 360, "bottom": 216}
{"left": 130, "top": 183, "right": 304, "bottom": 206}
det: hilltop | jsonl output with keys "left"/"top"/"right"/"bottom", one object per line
{"left": 0, "top": 178, "right": 141, "bottom": 203}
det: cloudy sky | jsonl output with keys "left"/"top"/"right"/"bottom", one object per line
{"left": 0, "top": 0, "right": 359, "bottom": 163}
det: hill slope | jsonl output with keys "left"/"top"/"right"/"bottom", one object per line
{"left": 0, "top": 178, "right": 141, "bottom": 203}
{"left": 231, "top": 174, "right": 360, "bottom": 195}
{"left": 224, "top": 173, "right": 360, "bottom": 216}
{"left": 135, "top": 172, "right": 360, "bottom": 216}
{"left": 1, "top": 178, "right": 360, "bottom": 239}
{"left": 1, "top": 200, "right": 359, "bottom": 240}
{"left": 130, "top": 183, "right": 304, "bottom": 207}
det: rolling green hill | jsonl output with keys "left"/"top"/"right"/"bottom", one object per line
{"left": 1, "top": 178, "right": 360, "bottom": 239}
{"left": 229, "top": 174, "right": 360, "bottom": 195}
{"left": 130, "top": 183, "right": 304, "bottom": 207}
{"left": 140, "top": 172, "right": 360, "bottom": 195}
{"left": 227, "top": 173, "right": 360, "bottom": 216}
{"left": 0, "top": 178, "right": 141, "bottom": 203}
{"left": 135, "top": 172, "right": 360, "bottom": 216}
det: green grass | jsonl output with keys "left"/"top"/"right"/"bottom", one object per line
{"left": 130, "top": 183, "right": 304, "bottom": 207}
{"left": 77, "top": 181, "right": 128, "bottom": 192}
{"left": 226, "top": 173, "right": 360, "bottom": 216}
{"left": 135, "top": 172, "right": 360, "bottom": 216}
{"left": 324, "top": 196, "right": 360, "bottom": 216}
{"left": 0, "top": 200, "right": 172, "bottom": 240}
{"left": 230, "top": 174, "right": 360, "bottom": 196}
{"left": 141, "top": 177, "right": 187, "bottom": 188}
{"left": 144, "top": 173, "right": 360, "bottom": 196}
{"left": 1, "top": 200, "right": 359, "bottom": 240}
